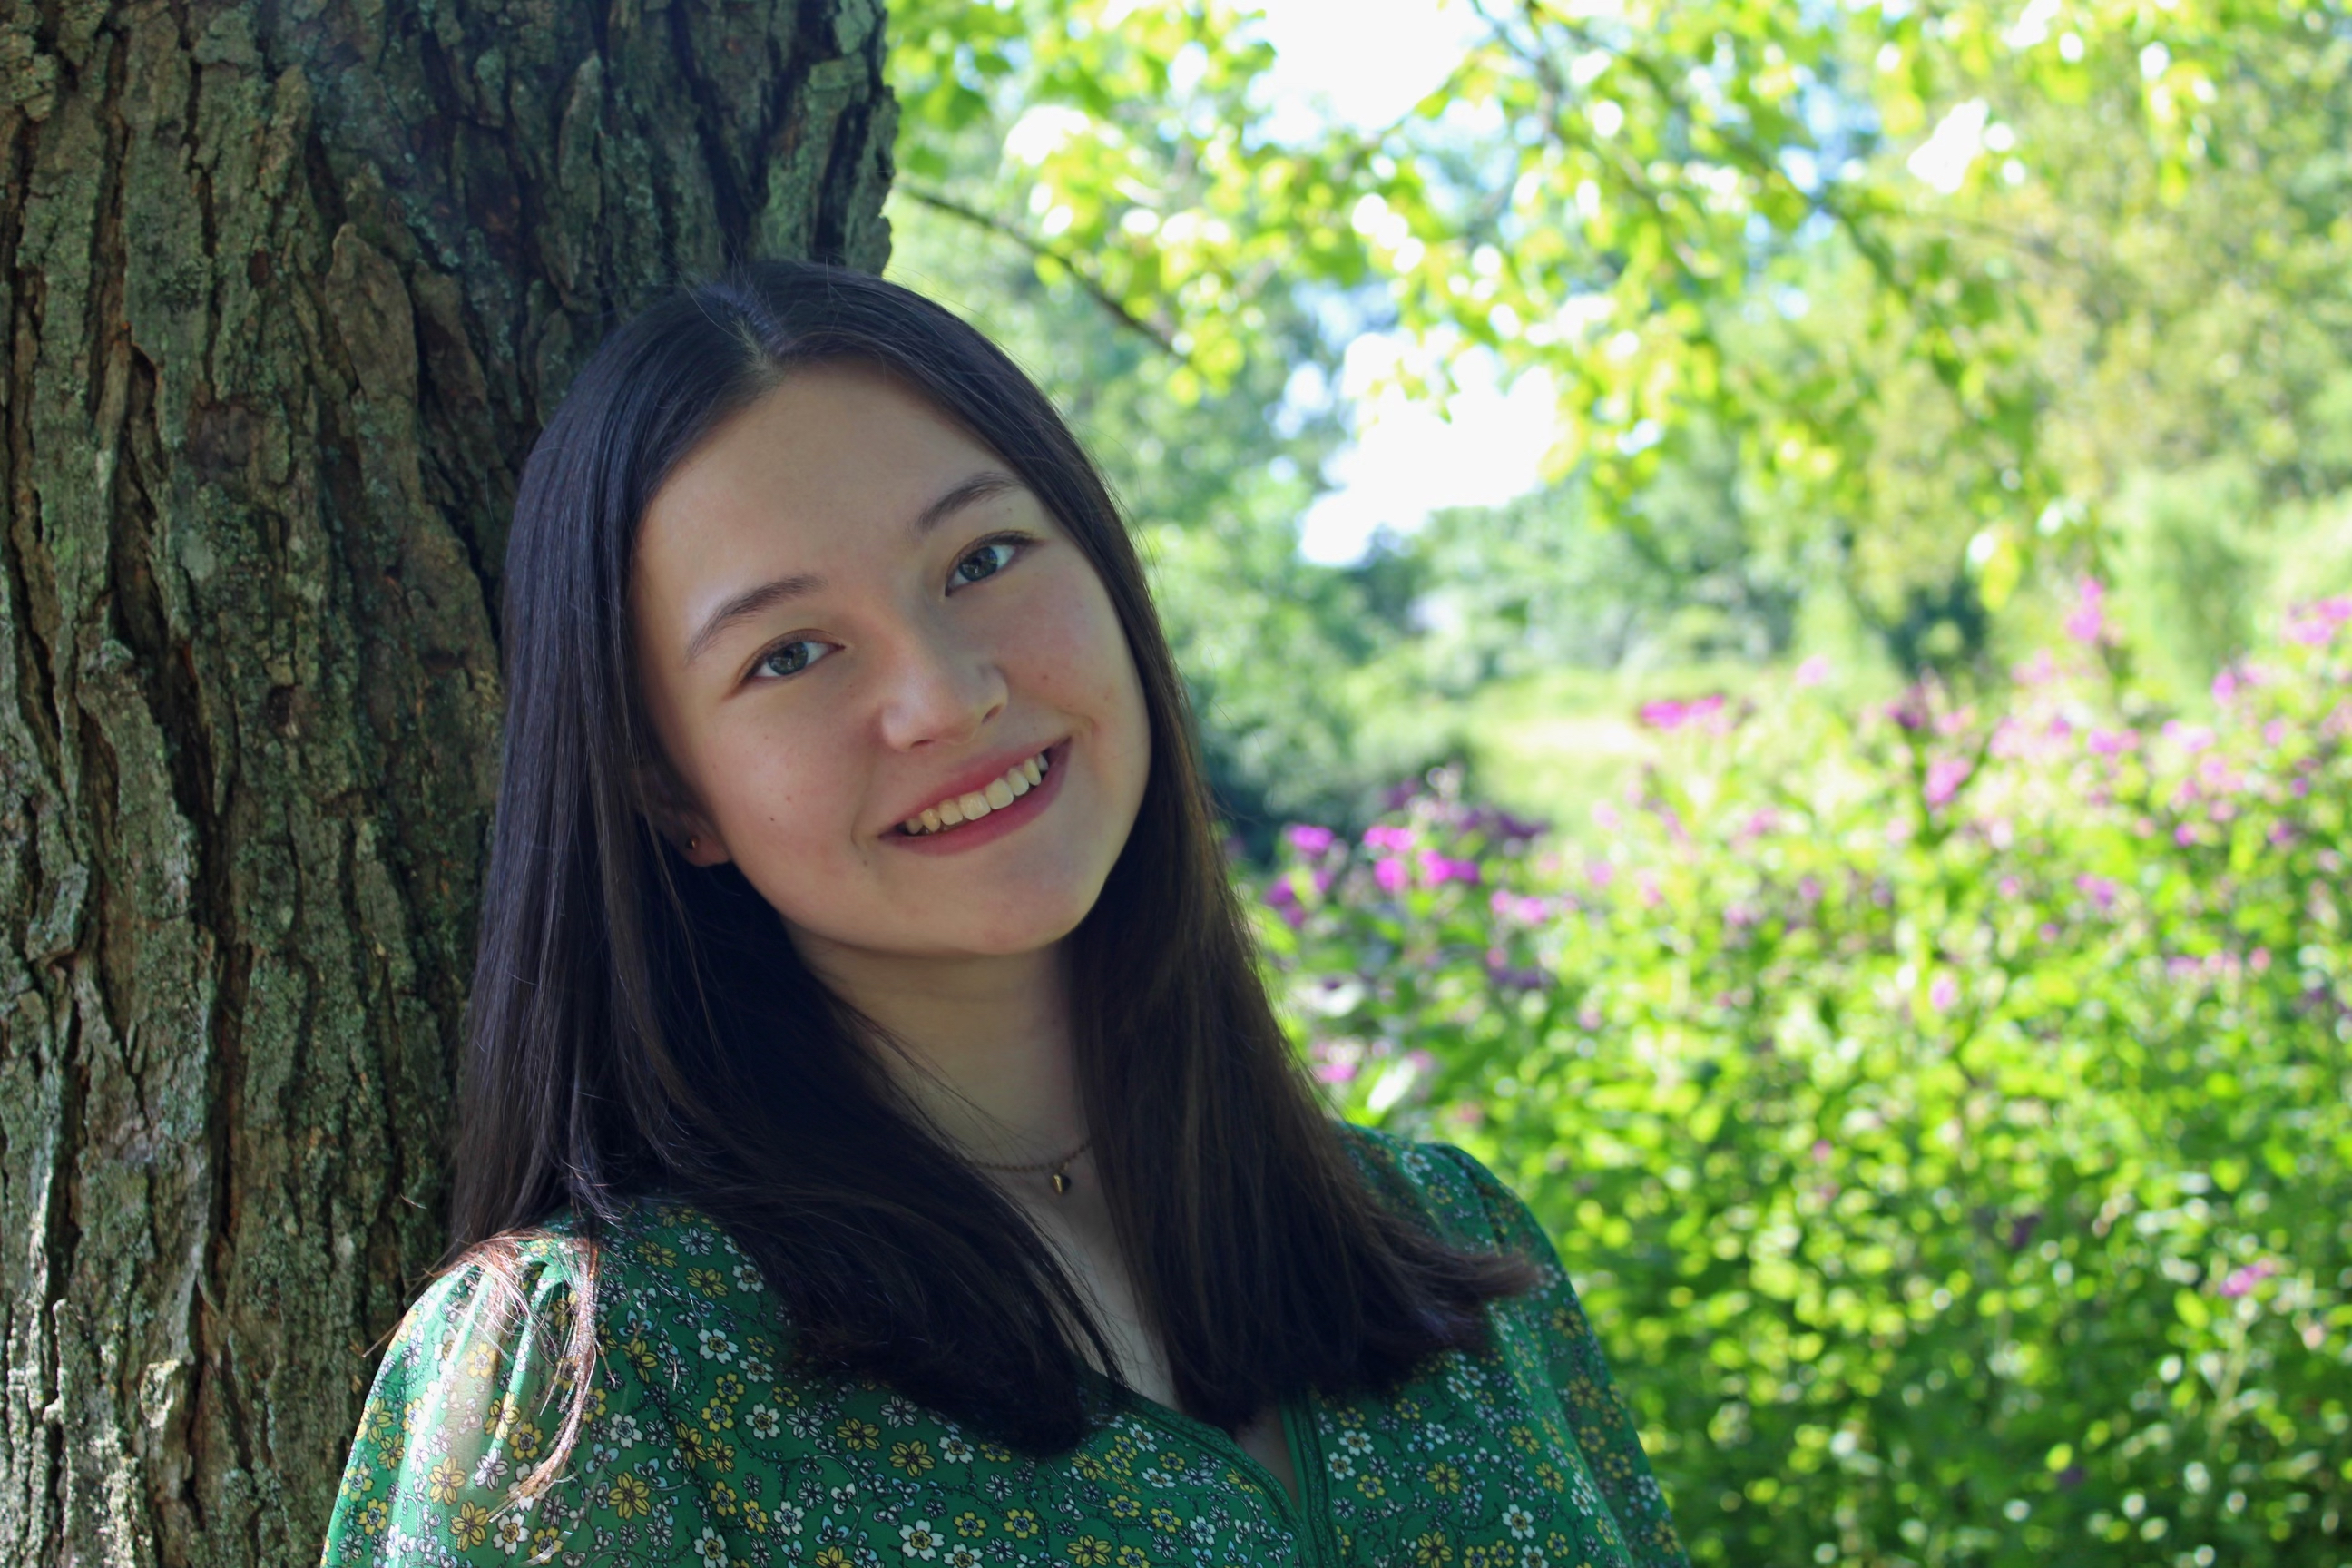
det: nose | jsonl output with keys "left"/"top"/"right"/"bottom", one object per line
{"left": 873, "top": 612, "right": 1007, "bottom": 751}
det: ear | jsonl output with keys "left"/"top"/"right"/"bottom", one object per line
{"left": 636, "top": 764, "right": 732, "bottom": 867}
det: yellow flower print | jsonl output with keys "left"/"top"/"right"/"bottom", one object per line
{"left": 1506, "top": 1423, "right": 1538, "bottom": 1454}
{"left": 1004, "top": 1508, "right": 1041, "bottom": 1539}
{"left": 954, "top": 1511, "right": 988, "bottom": 1538}
{"left": 358, "top": 1497, "right": 388, "bottom": 1536}
{"left": 464, "top": 1340, "right": 499, "bottom": 1379}
{"left": 1412, "top": 1528, "right": 1455, "bottom": 1567}
{"left": 686, "top": 1267, "right": 729, "bottom": 1298}
{"left": 701, "top": 1396, "right": 735, "bottom": 1431}
{"left": 979, "top": 1439, "right": 1014, "bottom": 1463}
{"left": 1065, "top": 1536, "right": 1112, "bottom": 1567}
{"left": 450, "top": 1501, "right": 491, "bottom": 1548}
{"left": 1071, "top": 1451, "right": 1108, "bottom": 1482}
{"left": 1534, "top": 1460, "right": 1565, "bottom": 1494}
{"left": 426, "top": 1455, "right": 465, "bottom": 1505}
{"left": 610, "top": 1470, "right": 652, "bottom": 1519}
{"left": 741, "top": 1498, "right": 769, "bottom": 1534}
{"left": 1357, "top": 1473, "right": 1387, "bottom": 1500}
{"left": 634, "top": 1239, "right": 678, "bottom": 1269}
{"left": 504, "top": 1418, "right": 546, "bottom": 1464}
{"left": 1426, "top": 1460, "right": 1465, "bottom": 1495}
{"left": 1150, "top": 1507, "right": 1182, "bottom": 1534}
{"left": 621, "top": 1335, "right": 659, "bottom": 1376}
{"left": 835, "top": 1416, "right": 881, "bottom": 1451}
{"left": 891, "top": 1439, "right": 936, "bottom": 1475}
{"left": 1106, "top": 1494, "right": 1142, "bottom": 1520}
{"left": 709, "top": 1480, "right": 739, "bottom": 1515}
{"left": 813, "top": 1549, "right": 852, "bottom": 1568}
{"left": 528, "top": 1524, "right": 565, "bottom": 1563}
{"left": 712, "top": 1372, "right": 744, "bottom": 1403}
{"left": 1115, "top": 1548, "right": 1150, "bottom": 1568}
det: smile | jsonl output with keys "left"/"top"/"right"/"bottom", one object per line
{"left": 897, "top": 749, "right": 1052, "bottom": 837}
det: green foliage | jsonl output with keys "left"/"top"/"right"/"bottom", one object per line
{"left": 1250, "top": 605, "right": 2352, "bottom": 1564}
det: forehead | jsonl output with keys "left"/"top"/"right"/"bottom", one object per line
{"left": 641, "top": 363, "right": 998, "bottom": 557}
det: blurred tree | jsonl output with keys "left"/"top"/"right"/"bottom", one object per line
{"left": 0, "top": 5, "right": 889, "bottom": 1563}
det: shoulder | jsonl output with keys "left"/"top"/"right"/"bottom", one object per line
{"left": 1331, "top": 1120, "right": 1550, "bottom": 1260}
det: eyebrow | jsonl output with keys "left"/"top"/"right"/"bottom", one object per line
{"left": 680, "top": 469, "right": 1025, "bottom": 668}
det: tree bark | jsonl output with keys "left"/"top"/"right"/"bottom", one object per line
{"left": 0, "top": 2, "right": 893, "bottom": 1562}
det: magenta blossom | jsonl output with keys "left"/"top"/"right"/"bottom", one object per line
{"left": 1362, "top": 824, "right": 1415, "bottom": 853}
{"left": 1929, "top": 973, "right": 1959, "bottom": 1012}
{"left": 1418, "top": 851, "right": 1481, "bottom": 886}
{"left": 1794, "top": 656, "right": 1831, "bottom": 689}
{"left": 2217, "top": 1259, "right": 2278, "bottom": 1298}
{"left": 1925, "top": 756, "right": 1973, "bottom": 808}
{"left": 1640, "top": 692, "right": 1726, "bottom": 731}
{"left": 1286, "top": 823, "right": 1336, "bottom": 857}
{"left": 1373, "top": 858, "right": 1408, "bottom": 894}
{"left": 2065, "top": 577, "right": 2112, "bottom": 644}
{"left": 2285, "top": 595, "right": 2352, "bottom": 646}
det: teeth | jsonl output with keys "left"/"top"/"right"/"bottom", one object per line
{"left": 900, "top": 750, "right": 1053, "bottom": 836}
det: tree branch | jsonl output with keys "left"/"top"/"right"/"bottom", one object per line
{"left": 897, "top": 184, "right": 1188, "bottom": 360}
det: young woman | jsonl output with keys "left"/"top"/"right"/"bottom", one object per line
{"left": 319, "top": 262, "right": 1687, "bottom": 1568}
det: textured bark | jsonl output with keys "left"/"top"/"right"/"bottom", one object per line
{"left": 0, "top": 2, "right": 892, "bottom": 1562}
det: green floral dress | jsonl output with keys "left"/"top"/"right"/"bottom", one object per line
{"left": 320, "top": 1126, "right": 1687, "bottom": 1567}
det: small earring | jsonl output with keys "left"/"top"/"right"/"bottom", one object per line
{"left": 687, "top": 835, "right": 701, "bottom": 852}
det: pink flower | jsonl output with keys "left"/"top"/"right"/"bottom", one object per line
{"left": 1999, "top": 877, "right": 2022, "bottom": 898}
{"left": 2212, "top": 668, "right": 2240, "bottom": 704}
{"left": 1362, "top": 824, "right": 1415, "bottom": 853}
{"left": 2013, "top": 649, "right": 2058, "bottom": 686}
{"left": 2064, "top": 577, "right": 2112, "bottom": 644}
{"left": 1417, "top": 851, "right": 1481, "bottom": 886}
{"left": 1261, "top": 878, "right": 1306, "bottom": 928}
{"left": 1795, "top": 656, "right": 1831, "bottom": 689}
{"left": 1373, "top": 857, "right": 1408, "bottom": 894}
{"left": 1925, "top": 756, "right": 1973, "bottom": 808}
{"left": 2284, "top": 595, "right": 2352, "bottom": 646}
{"left": 1640, "top": 693, "right": 1726, "bottom": 731}
{"left": 1286, "top": 824, "right": 1336, "bottom": 857}
{"left": 1929, "top": 973, "right": 1959, "bottom": 1012}
{"left": 2088, "top": 729, "right": 2139, "bottom": 757}
{"left": 2076, "top": 874, "right": 2118, "bottom": 912}
{"left": 2217, "top": 1259, "right": 2278, "bottom": 1298}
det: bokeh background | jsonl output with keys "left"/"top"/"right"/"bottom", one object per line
{"left": 882, "top": 2, "right": 2350, "bottom": 1563}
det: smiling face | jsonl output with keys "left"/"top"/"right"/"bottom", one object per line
{"left": 629, "top": 363, "right": 1152, "bottom": 971}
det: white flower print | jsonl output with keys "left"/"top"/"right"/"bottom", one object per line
{"left": 696, "top": 1328, "right": 736, "bottom": 1362}
{"left": 899, "top": 1519, "right": 942, "bottom": 1560}
{"left": 1503, "top": 1504, "right": 1536, "bottom": 1540}
{"left": 690, "top": 1524, "right": 726, "bottom": 1563}
{"left": 937, "top": 1434, "right": 973, "bottom": 1464}
{"left": 881, "top": 1396, "right": 921, "bottom": 1427}
{"left": 732, "top": 1264, "right": 762, "bottom": 1292}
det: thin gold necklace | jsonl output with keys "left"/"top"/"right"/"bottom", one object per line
{"left": 966, "top": 1138, "right": 1093, "bottom": 1197}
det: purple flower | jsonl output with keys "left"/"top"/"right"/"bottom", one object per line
{"left": 2284, "top": 595, "right": 2352, "bottom": 646}
{"left": 1418, "top": 851, "right": 1481, "bottom": 886}
{"left": 1929, "top": 973, "right": 1959, "bottom": 1012}
{"left": 1795, "top": 655, "right": 1831, "bottom": 689}
{"left": 1999, "top": 877, "right": 2023, "bottom": 898}
{"left": 1640, "top": 693, "right": 1726, "bottom": 730}
{"left": 2076, "top": 874, "right": 2118, "bottom": 912}
{"left": 1286, "top": 824, "right": 1336, "bottom": 857}
{"left": 2064, "top": 577, "right": 2111, "bottom": 644}
{"left": 1925, "top": 756, "right": 1973, "bottom": 808}
{"left": 2088, "top": 729, "right": 2139, "bottom": 757}
{"left": 1261, "top": 878, "right": 1306, "bottom": 928}
{"left": 2217, "top": 1259, "right": 2278, "bottom": 1298}
{"left": 1362, "top": 824, "right": 1415, "bottom": 853}
{"left": 2013, "top": 649, "right": 2058, "bottom": 685}
{"left": 1373, "top": 857, "right": 1408, "bottom": 894}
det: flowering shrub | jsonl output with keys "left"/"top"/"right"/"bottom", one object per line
{"left": 1254, "top": 603, "right": 2352, "bottom": 1566}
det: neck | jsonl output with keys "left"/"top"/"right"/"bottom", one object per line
{"left": 790, "top": 935, "right": 1085, "bottom": 1161}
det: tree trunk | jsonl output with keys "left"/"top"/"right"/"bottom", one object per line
{"left": 0, "top": 2, "right": 893, "bottom": 1562}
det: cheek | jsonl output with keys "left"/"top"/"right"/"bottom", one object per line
{"left": 1005, "top": 580, "right": 1148, "bottom": 745}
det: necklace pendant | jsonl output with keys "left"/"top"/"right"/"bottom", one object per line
{"left": 1052, "top": 1170, "right": 1073, "bottom": 1196}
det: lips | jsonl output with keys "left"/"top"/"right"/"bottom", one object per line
{"left": 897, "top": 748, "right": 1050, "bottom": 836}
{"left": 887, "top": 740, "right": 1065, "bottom": 838}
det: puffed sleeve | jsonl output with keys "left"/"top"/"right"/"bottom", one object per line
{"left": 1439, "top": 1144, "right": 1691, "bottom": 1568}
{"left": 318, "top": 1234, "right": 699, "bottom": 1566}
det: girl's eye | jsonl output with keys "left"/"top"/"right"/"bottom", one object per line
{"left": 753, "top": 639, "right": 833, "bottom": 681}
{"left": 951, "top": 538, "right": 1022, "bottom": 587}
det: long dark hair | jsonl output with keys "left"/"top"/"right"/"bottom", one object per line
{"left": 455, "top": 260, "right": 1531, "bottom": 1468}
